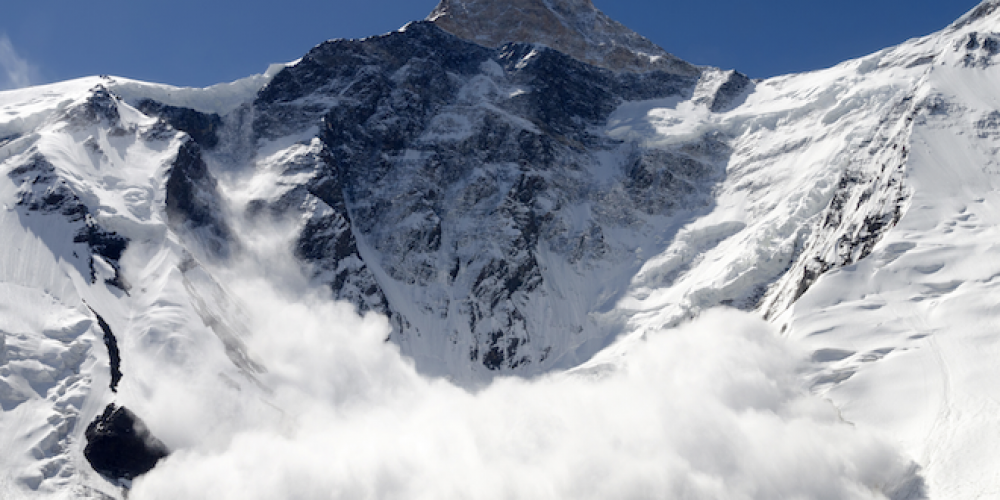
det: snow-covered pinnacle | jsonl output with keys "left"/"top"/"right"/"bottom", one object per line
{"left": 427, "top": 0, "right": 700, "bottom": 75}
{"left": 951, "top": 0, "right": 1000, "bottom": 29}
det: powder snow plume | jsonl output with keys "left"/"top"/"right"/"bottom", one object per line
{"left": 121, "top": 216, "right": 925, "bottom": 500}
{"left": 0, "top": 34, "right": 35, "bottom": 90}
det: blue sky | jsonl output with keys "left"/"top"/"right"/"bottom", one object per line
{"left": 0, "top": 0, "right": 982, "bottom": 89}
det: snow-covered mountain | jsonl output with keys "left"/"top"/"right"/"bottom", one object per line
{"left": 2, "top": 0, "right": 1000, "bottom": 498}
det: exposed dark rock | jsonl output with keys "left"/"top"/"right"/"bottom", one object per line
{"left": 8, "top": 154, "right": 130, "bottom": 290}
{"left": 87, "top": 308, "right": 122, "bottom": 392}
{"left": 84, "top": 404, "right": 169, "bottom": 481}
{"left": 165, "top": 140, "right": 234, "bottom": 258}
{"left": 244, "top": 142, "right": 390, "bottom": 317}
{"left": 976, "top": 110, "right": 1000, "bottom": 138}
{"left": 256, "top": 22, "right": 492, "bottom": 142}
{"left": 762, "top": 96, "right": 915, "bottom": 317}
{"left": 135, "top": 100, "right": 224, "bottom": 149}
{"left": 708, "top": 71, "right": 753, "bottom": 112}
{"left": 74, "top": 217, "right": 130, "bottom": 290}
{"left": 624, "top": 146, "right": 719, "bottom": 215}
{"left": 73, "top": 221, "right": 128, "bottom": 264}
{"left": 62, "top": 86, "right": 125, "bottom": 132}
{"left": 80, "top": 87, "right": 120, "bottom": 122}
{"left": 10, "top": 155, "right": 77, "bottom": 217}
{"left": 497, "top": 43, "right": 696, "bottom": 144}
{"left": 794, "top": 257, "right": 833, "bottom": 303}
{"left": 958, "top": 32, "right": 1000, "bottom": 67}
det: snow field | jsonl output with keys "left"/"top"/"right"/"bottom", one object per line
{"left": 783, "top": 43, "right": 1000, "bottom": 498}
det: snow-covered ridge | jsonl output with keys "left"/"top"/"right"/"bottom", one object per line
{"left": 0, "top": 63, "right": 287, "bottom": 141}
{"left": 0, "top": 77, "right": 253, "bottom": 496}
{"left": 950, "top": 0, "right": 1000, "bottom": 29}
{"left": 107, "top": 62, "right": 290, "bottom": 115}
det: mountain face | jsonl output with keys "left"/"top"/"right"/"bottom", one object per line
{"left": 2, "top": 0, "right": 1000, "bottom": 498}
{"left": 427, "top": 0, "right": 700, "bottom": 75}
{"left": 246, "top": 20, "right": 724, "bottom": 379}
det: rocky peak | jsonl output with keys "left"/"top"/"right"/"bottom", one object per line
{"left": 61, "top": 85, "right": 123, "bottom": 129}
{"left": 427, "top": 0, "right": 700, "bottom": 75}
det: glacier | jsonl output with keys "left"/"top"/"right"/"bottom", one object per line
{"left": 1, "top": 0, "right": 1000, "bottom": 498}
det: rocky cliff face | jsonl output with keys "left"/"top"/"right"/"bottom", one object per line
{"left": 241, "top": 21, "right": 735, "bottom": 380}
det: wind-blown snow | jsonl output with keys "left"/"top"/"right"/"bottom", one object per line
{"left": 107, "top": 62, "right": 290, "bottom": 116}
{"left": 0, "top": 35, "right": 35, "bottom": 90}
{"left": 124, "top": 229, "right": 920, "bottom": 500}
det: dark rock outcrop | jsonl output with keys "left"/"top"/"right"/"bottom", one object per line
{"left": 87, "top": 308, "right": 122, "bottom": 393}
{"left": 760, "top": 95, "right": 915, "bottom": 317}
{"left": 84, "top": 404, "right": 169, "bottom": 482}
{"left": 165, "top": 139, "right": 234, "bottom": 258}
{"left": 8, "top": 153, "right": 130, "bottom": 290}
{"left": 64, "top": 86, "right": 123, "bottom": 129}
{"left": 708, "top": 70, "right": 753, "bottom": 112}
{"left": 136, "top": 100, "right": 223, "bottom": 149}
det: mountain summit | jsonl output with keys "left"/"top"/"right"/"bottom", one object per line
{"left": 427, "top": 0, "right": 699, "bottom": 74}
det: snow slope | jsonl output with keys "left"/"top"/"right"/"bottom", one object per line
{"left": 0, "top": 80, "right": 267, "bottom": 498}
{"left": 583, "top": 3, "right": 1000, "bottom": 498}
{"left": 781, "top": 10, "right": 1000, "bottom": 497}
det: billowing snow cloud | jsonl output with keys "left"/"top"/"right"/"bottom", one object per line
{"left": 93, "top": 199, "right": 923, "bottom": 500}
{"left": 0, "top": 34, "right": 36, "bottom": 90}
{"left": 127, "top": 267, "right": 924, "bottom": 499}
